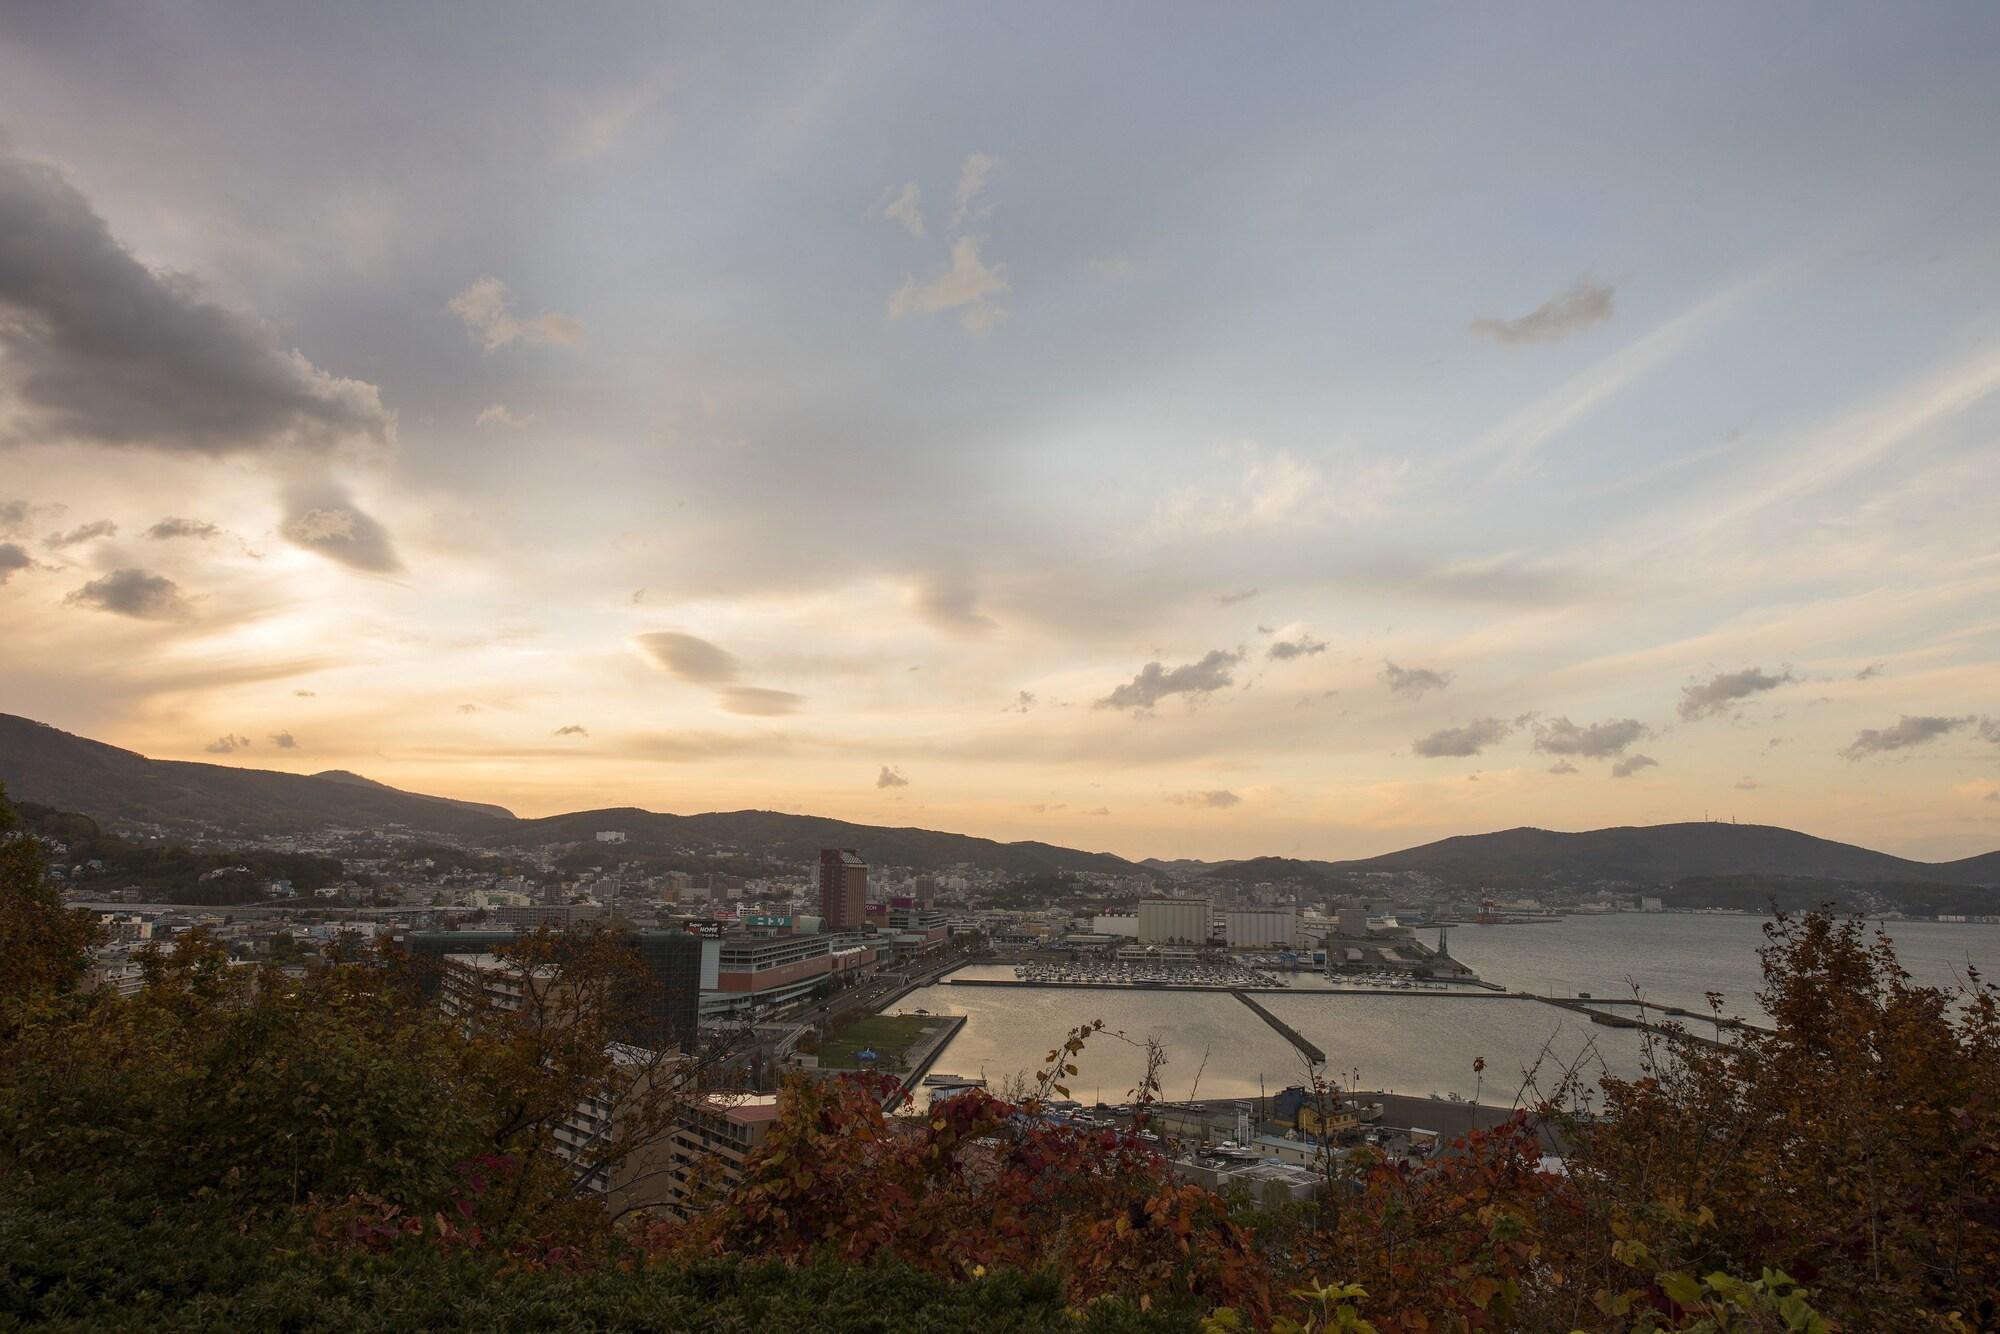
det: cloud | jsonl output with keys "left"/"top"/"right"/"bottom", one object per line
{"left": 269, "top": 730, "right": 297, "bottom": 748}
{"left": 950, "top": 151, "right": 1002, "bottom": 228}
{"left": 1381, "top": 661, "right": 1453, "bottom": 698}
{"left": 204, "top": 733, "right": 251, "bottom": 754}
{"left": 910, "top": 575, "right": 994, "bottom": 633}
{"left": 1840, "top": 715, "right": 1971, "bottom": 760}
{"left": 1005, "top": 690, "right": 1036, "bottom": 714}
{"left": 0, "top": 542, "right": 31, "bottom": 583}
{"left": 1215, "top": 588, "right": 1259, "bottom": 606}
{"left": 1149, "top": 444, "right": 1397, "bottom": 537}
{"left": 635, "top": 630, "right": 801, "bottom": 714}
{"left": 1979, "top": 718, "right": 2000, "bottom": 745}
{"left": 1678, "top": 666, "right": 1793, "bottom": 721}
{"left": 0, "top": 500, "right": 28, "bottom": 536}
{"left": 45, "top": 519, "right": 116, "bottom": 549}
{"left": 875, "top": 182, "right": 925, "bottom": 239}
{"left": 715, "top": 686, "right": 804, "bottom": 716}
{"left": 1533, "top": 716, "right": 1648, "bottom": 758}
{"left": 295, "top": 690, "right": 316, "bottom": 697}
{"left": 1082, "top": 806, "right": 1110, "bottom": 816}
{"left": 1268, "top": 634, "right": 1327, "bottom": 661}
{"left": 0, "top": 142, "right": 393, "bottom": 454}
{"left": 475, "top": 403, "right": 532, "bottom": 429}
{"left": 1413, "top": 717, "right": 1513, "bottom": 758}
{"left": 637, "top": 630, "right": 741, "bottom": 684}
{"left": 145, "top": 517, "right": 219, "bottom": 540}
{"left": 553, "top": 724, "right": 589, "bottom": 737}
{"left": 1735, "top": 777, "right": 1759, "bottom": 790}
{"left": 1088, "top": 255, "right": 1136, "bottom": 282}
{"left": 1988, "top": 791, "right": 2000, "bottom": 804}
{"left": 888, "top": 235, "right": 1008, "bottom": 332}
{"left": 448, "top": 276, "right": 583, "bottom": 352}
{"left": 1096, "top": 649, "right": 1242, "bottom": 710}
{"left": 1611, "top": 754, "right": 1659, "bottom": 778}
{"left": 456, "top": 702, "right": 478, "bottom": 712}
{"left": 1469, "top": 277, "right": 1617, "bottom": 345}
{"left": 64, "top": 567, "right": 190, "bottom": 619}
{"left": 1547, "top": 759, "right": 1578, "bottom": 775}
{"left": 1168, "top": 789, "right": 1241, "bottom": 808}
{"left": 876, "top": 765, "right": 909, "bottom": 789}
{"left": 1855, "top": 662, "right": 1886, "bottom": 681}
{"left": 280, "top": 483, "right": 401, "bottom": 572}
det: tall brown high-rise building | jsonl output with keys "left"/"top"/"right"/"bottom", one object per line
{"left": 817, "top": 848, "right": 867, "bottom": 931}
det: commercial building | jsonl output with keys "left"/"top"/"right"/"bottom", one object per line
{"left": 1138, "top": 896, "right": 1213, "bottom": 946}
{"left": 702, "top": 931, "right": 879, "bottom": 1016}
{"left": 1225, "top": 907, "right": 1298, "bottom": 949}
{"left": 817, "top": 848, "right": 868, "bottom": 932}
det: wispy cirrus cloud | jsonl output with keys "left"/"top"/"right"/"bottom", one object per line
{"left": 448, "top": 277, "right": 583, "bottom": 352}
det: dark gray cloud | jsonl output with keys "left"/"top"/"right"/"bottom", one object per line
{"left": 1381, "top": 661, "right": 1452, "bottom": 697}
{"left": 1268, "top": 634, "right": 1326, "bottom": 660}
{"left": 716, "top": 686, "right": 804, "bottom": 716}
{"left": 1412, "top": 716, "right": 1512, "bottom": 758}
{"left": 280, "top": 483, "right": 401, "bottom": 572}
{"left": 1678, "top": 666, "right": 1793, "bottom": 721}
{"left": 1215, "top": 587, "right": 1259, "bottom": 606}
{"left": 1547, "top": 759, "right": 1578, "bottom": 775}
{"left": 0, "top": 499, "right": 27, "bottom": 536}
{"left": 1611, "top": 753, "right": 1659, "bottom": 778}
{"left": 637, "top": 631, "right": 741, "bottom": 684}
{"left": 1533, "top": 716, "right": 1647, "bottom": 758}
{"left": 1167, "top": 789, "right": 1240, "bottom": 808}
{"left": 553, "top": 724, "right": 589, "bottom": 736}
{"left": 1855, "top": 662, "right": 1886, "bottom": 681}
{"left": 146, "top": 517, "right": 220, "bottom": 540}
{"left": 0, "top": 541, "right": 30, "bottom": 583}
{"left": 45, "top": 518, "right": 116, "bottom": 548}
{"left": 269, "top": 730, "right": 297, "bottom": 748}
{"left": 1096, "top": 649, "right": 1241, "bottom": 710}
{"left": 876, "top": 764, "right": 909, "bottom": 788}
{"left": 1979, "top": 718, "right": 2000, "bottom": 745}
{"left": 1840, "top": 714, "right": 1970, "bottom": 760}
{"left": 0, "top": 142, "right": 392, "bottom": 454}
{"left": 204, "top": 733, "right": 250, "bottom": 754}
{"left": 63, "top": 567, "right": 189, "bottom": 619}
{"left": 1469, "top": 277, "right": 1616, "bottom": 345}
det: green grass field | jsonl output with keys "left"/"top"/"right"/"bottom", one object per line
{"left": 816, "top": 1014, "right": 943, "bottom": 1072}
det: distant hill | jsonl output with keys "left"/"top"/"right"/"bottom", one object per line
{"left": 0, "top": 714, "right": 515, "bottom": 838}
{"left": 4, "top": 714, "right": 1994, "bottom": 886}
{"left": 496, "top": 806, "right": 1141, "bottom": 877}
{"left": 1323, "top": 822, "right": 2000, "bottom": 888}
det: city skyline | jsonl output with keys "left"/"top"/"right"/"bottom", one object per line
{"left": 3, "top": 5, "right": 2000, "bottom": 862}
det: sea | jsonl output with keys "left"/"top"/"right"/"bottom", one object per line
{"left": 892, "top": 915, "right": 2000, "bottom": 1106}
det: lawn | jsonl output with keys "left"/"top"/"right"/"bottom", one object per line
{"left": 817, "top": 1014, "right": 945, "bottom": 1072}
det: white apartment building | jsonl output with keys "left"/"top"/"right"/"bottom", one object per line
{"left": 1225, "top": 907, "right": 1297, "bottom": 948}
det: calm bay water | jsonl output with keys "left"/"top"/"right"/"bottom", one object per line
{"left": 894, "top": 916, "right": 2000, "bottom": 1104}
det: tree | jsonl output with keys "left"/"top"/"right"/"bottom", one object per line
{"left": 0, "top": 783, "right": 99, "bottom": 1031}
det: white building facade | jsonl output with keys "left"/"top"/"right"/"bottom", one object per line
{"left": 1138, "top": 896, "right": 1212, "bottom": 945}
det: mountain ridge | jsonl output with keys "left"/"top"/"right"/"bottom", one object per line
{"left": 2, "top": 713, "right": 1994, "bottom": 885}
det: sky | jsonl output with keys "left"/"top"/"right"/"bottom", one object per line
{"left": 2, "top": 3, "right": 1998, "bottom": 863}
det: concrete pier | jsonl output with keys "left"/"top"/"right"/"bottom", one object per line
{"left": 1231, "top": 989, "right": 1326, "bottom": 1064}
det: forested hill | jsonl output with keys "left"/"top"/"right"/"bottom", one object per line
{"left": 1321, "top": 822, "right": 2000, "bottom": 887}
